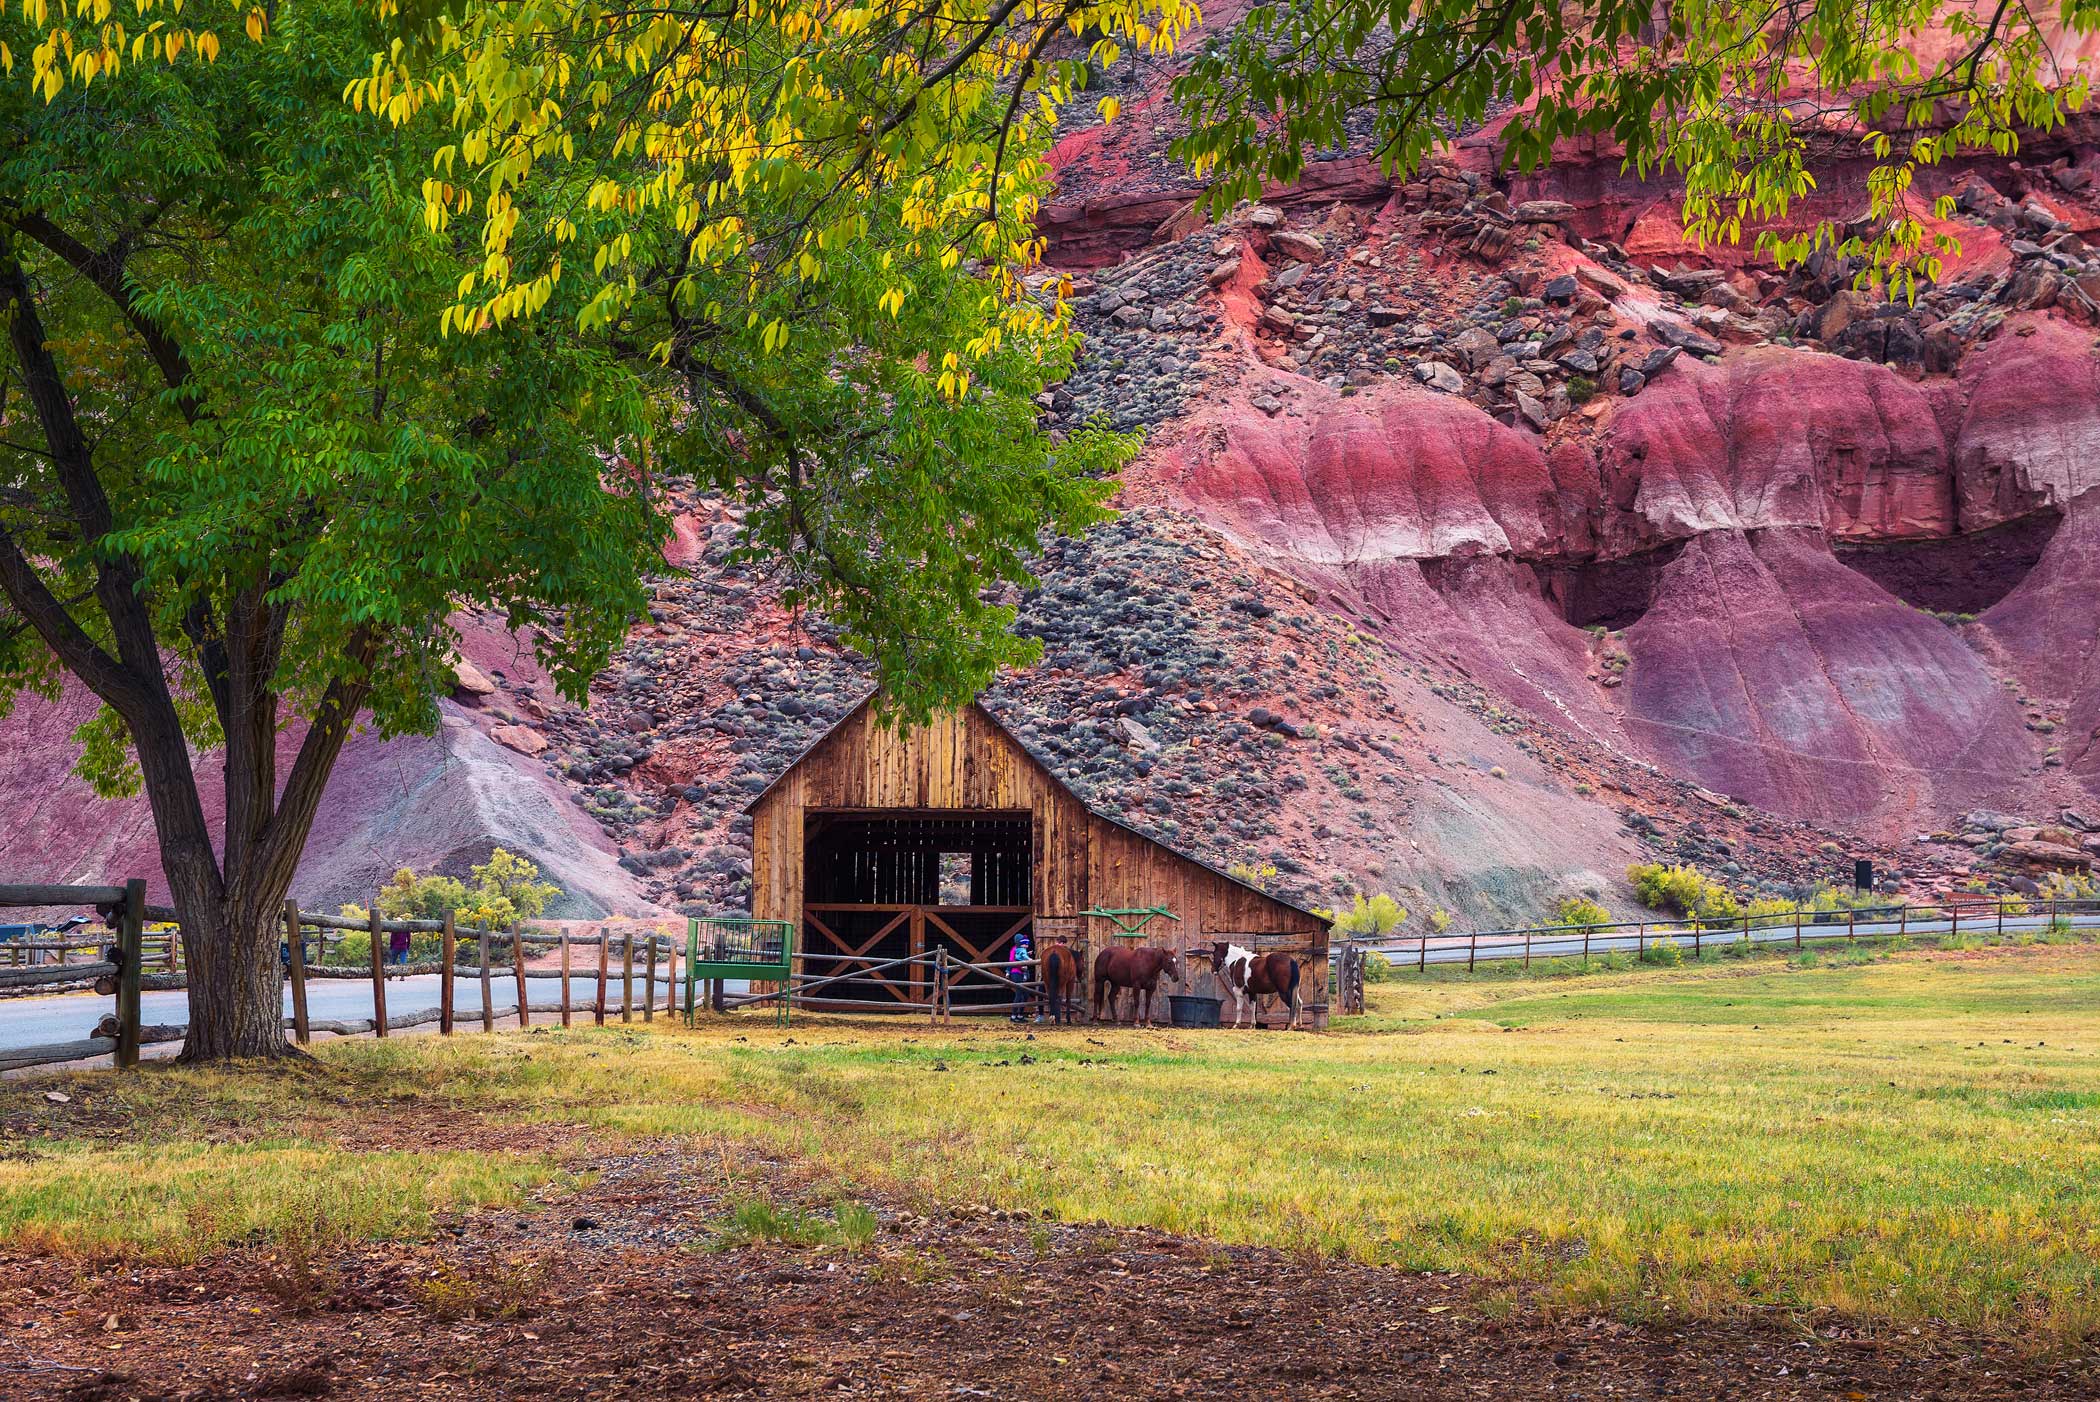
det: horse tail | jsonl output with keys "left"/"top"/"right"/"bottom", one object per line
{"left": 1288, "top": 957, "right": 1301, "bottom": 1012}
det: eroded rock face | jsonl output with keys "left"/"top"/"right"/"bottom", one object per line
{"left": 0, "top": 672, "right": 656, "bottom": 917}
{"left": 1600, "top": 349, "right": 1954, "bottom": 545}
{"left": 1174, "top": 376, "right": 1568, "bottom": 563}
{"left": 1621, "top": 529, "right": 2030, "bottom": 826}
{"left": 1954, "top": 320, "right": 2100, "bottom": 527}
{"left": 1151, "top": 323, "right": 2095, "bottom": 835}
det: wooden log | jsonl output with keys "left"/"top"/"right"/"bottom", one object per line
{"left": 368, "top": 902, "right": 388, "bottom": 1038}
{"left": 594, "top": 928, "right": 608, "bottom": 1025}
{"left": 0, "top": 962, "right": 117, "bottom": 989}
{"left": 285, "top": 900, "right": 310, "bottom": 1046}
{"left": 665, "top": 940, "right": 677, "bottom": 1017}
{"left": 116, "top": 879, "right": 144, "bottom": 1069}
{"left": 560, "top": 933, "right": 572, "bottom": 1027}
{"left": 0, "top": 1038, "right": 117, "bottom": 1071}
{"left": 440, "top": 912, "right": 456, "bottom": 1036}
{"left": 621, "top": 932, "right": 634, "bottom": 1024}
{"left": 644, "top": 934, "right": 657, "bottom": 1023}
{"left": 479, "top": 927, "right": 494, "bottom": 1033}
{"left": 512, "top": 925, "right": 530, "bottom": 1028}
{"left": 0, "top": 883, "right": 126, "bottom": 908}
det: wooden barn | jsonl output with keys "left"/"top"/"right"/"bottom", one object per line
{"left": 746, "top": 700, "right": 1331, "bottom": 1025}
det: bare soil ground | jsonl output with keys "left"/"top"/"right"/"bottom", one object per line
{"left": 3, "top": 1140, "right": 2092, "bottom": 1402}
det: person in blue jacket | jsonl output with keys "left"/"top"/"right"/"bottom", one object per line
{"left": 1007, "top": 930, "right": 1037, "bottom": 1023}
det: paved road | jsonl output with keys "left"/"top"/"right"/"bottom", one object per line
{"left": 1370, "top": 911, "right": 2100, "bottom": 967}
{"left": 0, "top": 971, "right": 671, "bottom": 1055}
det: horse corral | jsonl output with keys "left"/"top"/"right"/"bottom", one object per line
{"left": 744, "top": 699, "right": 1331, "bottom": 1026}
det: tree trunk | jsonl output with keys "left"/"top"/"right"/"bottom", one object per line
{"left": 174, "top": 898, "right": 292, "bottom": 1061}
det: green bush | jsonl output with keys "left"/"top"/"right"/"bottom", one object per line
{"left": 1428, "top": 909, "right": 1454, "bottom": 934}
{"left": 1566, "top": 375, "right": 1596, "bottom": 405}
{"left": 339, "top": 848, "right": 562, "bottom": 933}
{"left": 1639, "top": 935, "right": 1684, "bottom": 967}
{"left": 1362, "top": 951, "right": 1396, "bottom": 983}
{"left": 1554, "top": 896, "right": 1610, "bottom": 927}
{"left": 1334, "top": 892, "right": 1409, "bottom": 938}
{"left": 1626, "top": 863, "right": 1740, "bottom": 924}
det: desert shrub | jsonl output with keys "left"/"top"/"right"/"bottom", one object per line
{"left": 1362, "top": 951, "right": 1396, "bottom": 983}
{"left": 340, "top": 848, "right": 561, "bottom": 932}
{"left": 2038, "top": 871, "right": 2100, "bottom": 902}
{"left": 1566, "top": 375, "right": 1596, "bottom": 404}
{"left": 1626, "top": 863, "right": 1739, "bottom": 924}
{"left": 1428, "top": 909, "right": 1454, "bottom": 933}
{"left": 1554, "top": 896, "right": 1610, "bottom": 928}
{"left": 1596, "top": 950, "right": 1634, "bottom": 971}
{"left": 1640, "top": 936, "right": 1684, "bottom": 966}
{"left": 1742, "top": 896, "right": 1796, "bottom": 931}
{"left": 1334, "top": 892, "right": 1409, "bottom": 938}
{"left": 1228, "top": 860, "right": 1279, "bottom": 891}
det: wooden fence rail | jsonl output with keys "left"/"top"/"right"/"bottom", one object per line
{"left": 1370, "top": 896, "right": 2100, "bottom": 974}
{"left": 1, "top": 882, "right": 685, "bottom": 1071}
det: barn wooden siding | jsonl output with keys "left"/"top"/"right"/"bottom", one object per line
{"left": 747, "top": 702, "right": 1328, "bottom": 1021}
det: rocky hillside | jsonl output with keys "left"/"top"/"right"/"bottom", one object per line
{"left": 6, "top": 35, "right": 2100, "bottom": 927}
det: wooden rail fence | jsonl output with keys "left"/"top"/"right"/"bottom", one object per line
{"left": 1369, "top": 895, "right": 2100, "bottom": 974}
{"left": 0, "top": 882, "right": 690, "bottom": 1072}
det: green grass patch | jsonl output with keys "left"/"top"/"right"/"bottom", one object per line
{"left": 2, "top": 946, "right": 2096, "bottom": 1344}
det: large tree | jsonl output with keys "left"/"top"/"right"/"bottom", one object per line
{"left": 0, "top": 0, "right": 1123, "bottom": 1059}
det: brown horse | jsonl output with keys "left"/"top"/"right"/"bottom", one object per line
{"left": 1092, "top": 945, "right": 1183, "bottom": 1026}
{"left": 1207, "top": 941, "right": 1302, "bottom": 1029}
{"left": 1041, "top": 940, "right": 1083, "bottom": 1025}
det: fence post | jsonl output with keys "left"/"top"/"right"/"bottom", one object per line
{"left": 1637, "top": 925, "right": 1646, "bottom": 958}
{"left": 1467, "top": 931, "right": 1477, "bottom": 972}
{"left": 665, "top": 938, "right": 677, "bottom": 1017}
{"left": 1694, "top": 924, "right": 1702, "bottom": 957}
{"left": 1899, "top": 902, "right": 1907, "bottom": 940}
{"left": 115, "top": 879, "right": 144, "bottom": 1069}
{"left": 1848, "top": 907, "right": 1856, "bottom": 942}
{"left": 1998, "top": 900, "right": 2005, "bottom": 937}
{"left": 594, "top": 928, "right": 609, "bottom": 1025}
{"left": 561, "top": 932, "right": 573, "bottom": 1027}
{"left": 644, "top": 934, "right": 657, "bottom": 1023}
{"left": 479, "top": 925, "right": 494, "bottom": 1033}
{"left": 1794, "top": 908, "right": 1802, "bottom": 949}
{"left": 1951, "top": 900, "right": 1960, "bottom": 939}
{"left": 440, "top": 912, "right": 456, "bottom": 1035}
{"left": 1523, "top": 929, "right": 1531, "bottom": 970}
{"left": 621, "top": 931, "right": 635, "bottom": 1024}
{"left": 512, "top": 925, "right": 530, "bottom": 1027}
{"left": 1583, "top": 926, "right": 1591, "bottom": 964}
{"left": 285, "top": 900, "right": 310, "bottom": 1047}
{"left": 368, "top": 903, "right": 389, "bottom": 1039}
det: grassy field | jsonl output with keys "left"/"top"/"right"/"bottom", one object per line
{"left": 3, "top": 944, "right": 2096, "bottom": 1344}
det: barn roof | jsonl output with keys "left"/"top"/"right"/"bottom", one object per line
{"left": 743, "top": 694, "right": 1330, "bottom": 926}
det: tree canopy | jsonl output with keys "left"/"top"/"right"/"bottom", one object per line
{"left": 0, "top": 0, "right": 1130, "bottom": 1056}
{"left": 1173, "top": 0, "right": 2095, "bottom": 296}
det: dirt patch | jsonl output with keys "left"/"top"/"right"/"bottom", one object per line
{"left": 0, "top": 1146, "right": 2091, "bottom": 1400}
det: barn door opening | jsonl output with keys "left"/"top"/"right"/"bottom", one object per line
{"left": 801, "top": 810, "right": 1032, "bottom": 1008}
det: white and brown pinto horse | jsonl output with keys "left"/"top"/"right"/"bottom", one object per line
{"left": 1091, "top": 945, "right": 1183, "bottom": 1026}
{"left": 1207, "top": 941, "right": 1302, "bottom": 1029}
